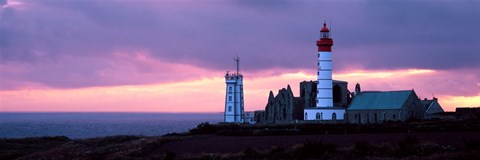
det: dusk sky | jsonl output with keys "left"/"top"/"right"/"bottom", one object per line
{"left": 1, "top": 0, "right": 479, "bottom": 112}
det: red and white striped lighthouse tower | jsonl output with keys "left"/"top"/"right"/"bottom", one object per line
{"left": 304, "top": 22, "right": 345, "bottom": 121}
{"left": 316, "top": 22, "right": 334, "bottom": 108}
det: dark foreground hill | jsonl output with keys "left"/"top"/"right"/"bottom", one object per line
{"left": 2, "top": 121, "right": 480, "bottom": 160}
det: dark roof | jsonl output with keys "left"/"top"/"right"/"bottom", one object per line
{"left": 303, "top": 79, "right": 348, "bottom": 84}
{"left": 332, "top": 80, "right": 348, "bottom": 84}
{"left": 348, "top": 90, "right": 414, "bottom": 110}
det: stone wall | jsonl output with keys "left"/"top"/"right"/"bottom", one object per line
{"left": 265, "top": 85, "right": 296, "bottom": 123}
{"left": 300, "top": 81, "right": 316, "bottom": 109}
{"left": 332, "top": 80, "right": 350, "bottom": 108}
{"left": 254, "top": 110, "right": 265, "bottom": 123}
{"left": 300, "top": 80, "right": 351, "bottom": 108}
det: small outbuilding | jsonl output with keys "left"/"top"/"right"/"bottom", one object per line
{"left": 421, "top": 97, "right": 445, "bottom": 119}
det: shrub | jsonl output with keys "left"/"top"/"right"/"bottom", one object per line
{"left": 293, "top": 140, "right": 336, "bottom": 159}
{"left": 242, "top": 147, "right": 261, "bottom": 159}
{"left": 353, "top": 140, "right": 373, "bottom": 157}
{"left": 189, "top": 122, "right": 218, "bottom": 135}
{"left": 397, "top": 136, "right": 420, "bottom": 156}
{"left": 463, "top": 138, "right": 480, "bottom": 150}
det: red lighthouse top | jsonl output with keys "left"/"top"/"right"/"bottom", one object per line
{"left": 320, "top": 23, "right": 330, "bottom": 32}
{"left": 317, "top": 22, "right": 333, "bottom": 52}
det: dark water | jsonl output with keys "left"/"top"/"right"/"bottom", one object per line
{"left": 0, "top": 112, "right": 222, "bottom": 139}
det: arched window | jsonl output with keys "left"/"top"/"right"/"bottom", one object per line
{"left": 332, "top": 113, "right": 337, "bottom": 120}
{"left": 305, "top": 113, "right": 308, "bottom": 120}
{"left": 316, "top": 112, "right": 320, "bottom": 120}
{"left": 228, "top": 106, "right": 232, "bottom": 112}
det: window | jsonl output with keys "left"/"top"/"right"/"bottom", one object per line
{"left": 393, "top": 114, "right": 396, "bottom": 120}
{"left": 382, "top": 112, "right": 386, "bottom": 122}
{"left": 228, "top": 106, "right": 232, "bottom": 112}
{"left": 332, "top": 113, "right": 336, "bottom": 120}
{"left": 305, "top": 113, "right": 308, "bottom": 120}
{"left": 228, "top": 87, "right": 232, "bottom": 94}
{"left": 228, "top": 96, "right": 232, "bottom": 101}
{"left": 366, "top": 113, "right": 369, "bottom": 123}
{"left": 358, "top": 113, "right": 361, "bottom": 123}
{"left": 354, "top": 114, "right": 357, "bottom": 119}
{"left": 316, "top": 112, "right": 320, "bottom": 120}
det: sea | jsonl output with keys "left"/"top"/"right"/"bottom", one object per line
{"left": 0, "top": 112, "right": 223, "bottom": 139}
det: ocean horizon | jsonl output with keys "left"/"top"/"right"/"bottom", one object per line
{"left": 0, "top": 112, "right": 223, "bottom": 139}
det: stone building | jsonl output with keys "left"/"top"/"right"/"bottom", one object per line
{"left": 255, "top": 82, "right": 442, "bottom": 124}
{"left": 255, "top": 80, "right": 350, "bottom": 124}
{"left": 260, "top": 85, "right": 304, "bottom": 123}
{"left": 300, "top": 80, "right": 350, "bottom": 109}
{"left": 347, "top": 90, "right": 425, "bottom": 124}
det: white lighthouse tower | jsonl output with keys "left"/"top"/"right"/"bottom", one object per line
{"left": 304, "top": 22, "right": 345, "bottom": 121}
{"left": 224, "top": 57, "right": 245, "bottom": 123}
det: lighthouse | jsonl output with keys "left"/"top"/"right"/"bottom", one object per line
{"left": 304, "top": 22, "right": 346, "bottom": 121}
{"left": 224, "top": 57, "right": 245, "bottom": 123}
{"left": 316, "top": 22, "right": 334, "bottom": 108}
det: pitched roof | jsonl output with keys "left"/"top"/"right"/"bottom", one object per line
{"left": 421, "top": 100, "right": 434, "bottom": 111}
{"left": 348, "top": 90, "right": 414, "bottom": 110}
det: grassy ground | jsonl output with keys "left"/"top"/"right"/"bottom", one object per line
{"left": 1, "top": 120, "right": 479, "bottom": 159}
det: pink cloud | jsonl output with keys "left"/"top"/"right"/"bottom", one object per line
{"left": 2, "top": 68, "right": 477, "bottom": 112}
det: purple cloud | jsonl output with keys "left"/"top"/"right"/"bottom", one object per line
{"left": 1, "top": 0, "right": 479, "bottom": 89}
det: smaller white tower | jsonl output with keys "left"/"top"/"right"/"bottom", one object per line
{"left": 224, "top": 57, "right": 245, "bottom": 123}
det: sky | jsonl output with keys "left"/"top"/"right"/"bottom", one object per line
{"left": 0, "top": 0, "right": 479, "bottom": 112}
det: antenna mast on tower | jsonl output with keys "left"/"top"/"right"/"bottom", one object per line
{"left": 234, "top": 56, "right": 240, "bottom": 75}
{"left": 329, "top": 19, "right": 332, "bottom": 37}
